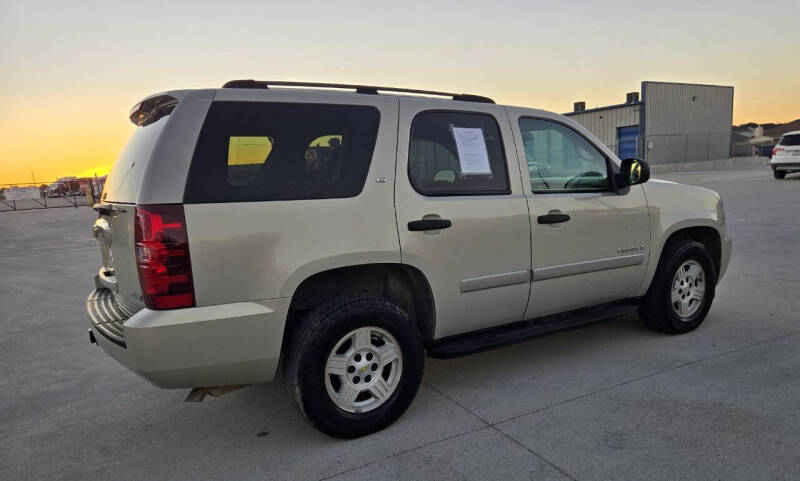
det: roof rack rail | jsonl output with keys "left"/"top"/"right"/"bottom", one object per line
{"left": 221, "top": 79, "right": 494, "bottom": 104}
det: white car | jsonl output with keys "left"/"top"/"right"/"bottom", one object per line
{"left": 771, "top": 131, "right": 800, "bottom": 179}
{"left": 86, "top": 80, "right": 732, "bottom": 438}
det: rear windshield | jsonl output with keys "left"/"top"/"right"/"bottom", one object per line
{"left": 779, "top": 134, "right": 800, "bottom": 146}
{"left": 184, "top": 102, "right": 380, "bottom": 203}
{"left": 102, "top": 117, "right": 168, "bottom": 203}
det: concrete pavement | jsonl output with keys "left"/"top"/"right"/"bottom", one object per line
{"left": 1, "top": 166, "right": 799, "bottom": 480}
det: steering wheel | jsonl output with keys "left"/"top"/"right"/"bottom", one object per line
{"left": 563, "top": 171, "right": 604, "bottom": 189}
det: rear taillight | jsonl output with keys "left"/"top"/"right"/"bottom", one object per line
{"left": 773, "top": 147, "right": 784, "bottom": 156}
{"left": 134, "top": 204, "right": 195, "bottom": 310}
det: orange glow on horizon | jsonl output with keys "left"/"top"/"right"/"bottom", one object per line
{"left": 3, "top": 83, "right": 797, "bottom": 185}
{"left": 75, "top": 165, "right": 112, "bottom": 179}
{"left": 1, "top": 1, "right": 798, "bottom": 185}
{"left": 2, "top": 81, "right": 798, "bottom": 186}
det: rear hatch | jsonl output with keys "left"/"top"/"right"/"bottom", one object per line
{"left": 775, "top": 133, "right": 800, "bottom": 160}
{"left": 92, "top": 97, "right": 176, "bottom": 316}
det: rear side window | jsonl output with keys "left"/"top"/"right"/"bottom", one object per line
{"left": 779, "top": 134, "right": 800, "bottom": 146}
{"left": 184, "top": 102, "right": 380, "bottom": 203}
{"left": 409, "top": 111, "right": 510, "bottom": 196}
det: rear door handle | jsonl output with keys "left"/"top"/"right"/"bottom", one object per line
{"left": 408, "top": 219, "right": 452, "bottom": 231}
{"left": 537, "top": 213, "right": 571, "bottom": 224}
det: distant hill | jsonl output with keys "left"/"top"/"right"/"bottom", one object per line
{"left": 732, "top": 118, "right": 800, "bottom": 140}
{"left": 764, "top": 119, "right": 800, "bottom": 139}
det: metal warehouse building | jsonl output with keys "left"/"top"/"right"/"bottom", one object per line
{"left": 565, "top": 81, "right": 733, "bottom": 165}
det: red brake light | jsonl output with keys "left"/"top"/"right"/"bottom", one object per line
{"left": 134, "top": 204, "right": 195, "bottom": 310}
{"left": 773, "top": 147, "right": 784, "bottom": 155}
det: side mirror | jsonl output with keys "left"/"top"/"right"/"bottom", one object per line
{"left": 619, "top": 158, "right": 650, "bottom": 187}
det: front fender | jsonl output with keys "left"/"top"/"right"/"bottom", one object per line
{"left": 637, "top": 180, "right": 728, "bottom": 296}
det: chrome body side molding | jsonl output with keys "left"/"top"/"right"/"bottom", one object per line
{"left": 460, "top": 270, "right": 530, "bottom": 293}
{"left": 533, "top": 254, "right": 645, "bottom": 281}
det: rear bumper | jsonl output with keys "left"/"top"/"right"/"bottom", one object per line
{"left": 770, "top": 161, "right": 800, "bottom": 171}
{"left": 87, "top": 288, "right": 291, "bottom": 388}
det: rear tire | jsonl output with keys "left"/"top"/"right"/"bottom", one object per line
{"left": 283, "top": 295, "right": 424, "bottom": 438}
{"left": 774, "top": 170, "right": 786, "bottom": 179}
{"left": 640, "top": 240, "right": 717, "bottom": 334}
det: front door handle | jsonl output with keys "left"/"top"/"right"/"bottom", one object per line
{"left": 408, "top": 219, "right": 452, "bottom": 231}
{"left": 537, "top": 213, "right": 571, "bottom": 224}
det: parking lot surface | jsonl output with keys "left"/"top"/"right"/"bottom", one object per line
{"left": 2, "top": 166, "right": 799, "bottom": 481}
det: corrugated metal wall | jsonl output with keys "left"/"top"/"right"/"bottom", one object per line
{"left": 566, "top": 104, "right": 640, "bottom": 152}
{"left": 643, "top": 82, "right": 733, "bottom": 164}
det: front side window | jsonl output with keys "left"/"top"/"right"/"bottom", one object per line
{"left": 409, "top": 111, "right": 510, "bottom": 196}
{"left": 185, "top": 102, "right": 380, "bottom": 203}
{"left": 518, "top": 117, "right": 610, "bottom": 193}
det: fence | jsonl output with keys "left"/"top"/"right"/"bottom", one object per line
{"left": 731, "top": 141, "right": 774, "bottom": 158}
{"left": 606, "top": 132, "right": 775, "bottom": 162}
{"left": 588, "top": 132, "right": 735, "bottom": 165}
{"left": 638, "top": 132, "right": 732, "bottom": 165}
{"left": 0, "top": 176, "right": 105, "bottom": 212}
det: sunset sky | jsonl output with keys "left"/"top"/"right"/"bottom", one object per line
{"left": 1, "top": 0, "right": 798, "bottom": 185}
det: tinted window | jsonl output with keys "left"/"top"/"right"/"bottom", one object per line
{"left": 102, "top": 116, "right": 168, "bottom": 202}
{"left": 184, "top": 102, "right": 380, "bottom": 203}
{"left": 779, "top": 134, "right": 800, "bottom": 146}
{"left": 409, "top": 111, "right": 510, "bottom": 196}
{"left": 518, "top": 118, "right": 609, "bottom": 192}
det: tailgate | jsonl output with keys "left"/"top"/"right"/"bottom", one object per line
{"left": 90, "top": 94, "right": 183, "bottom": 315}
{"left": 92, "top": 204, "right": 144, "bottom": 316}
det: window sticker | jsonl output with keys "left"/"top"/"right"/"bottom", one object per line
{"left": 451, "top": 127, "right": 492, "bottom": 175}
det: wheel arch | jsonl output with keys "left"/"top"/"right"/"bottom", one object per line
{"left": 282, "top": 263, "right": 436, "bottom": 353}
{"left": 640, "top": 221, "right": 723, "bottom": 296}
{"left": 661, "top": 224, "right": 722, "bottom": 278}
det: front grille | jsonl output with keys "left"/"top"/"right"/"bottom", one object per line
{"left": 87, "top": 288, "right": 129, "bottom": 347}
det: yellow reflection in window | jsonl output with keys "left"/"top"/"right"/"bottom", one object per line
{"left": 228, "top": 136, "right": 272, "bottom": 166}
{"left": 309, "top": 135, "right": 342, "bottom": 148}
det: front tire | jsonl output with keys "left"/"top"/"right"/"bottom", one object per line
{"left": 283, "top": 296, "right": 424, "bottom": 438}
{"left": 774, "top": 170, "right": 786, "bottom": 179}
{"left": 640, "top": 240, "right": 717, "bottom": 334}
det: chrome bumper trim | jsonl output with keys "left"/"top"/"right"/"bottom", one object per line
{"left": 87, "top": 288, "right": 128, "bottom": 348}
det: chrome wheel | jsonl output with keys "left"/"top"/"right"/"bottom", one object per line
{"left": 671, "top": 260, "right": 705, "bottom": 319}
{"left": 324, "top": 326, "right": 402, "bottom": 413}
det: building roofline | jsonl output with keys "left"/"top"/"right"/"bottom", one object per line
{"left": 563, "top": 101, "right": 642, "bottom": 117}
{"left": 641, "top": 80, "right": 734, "bottom": 89}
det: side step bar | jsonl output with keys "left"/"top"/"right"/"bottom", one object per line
{"left": 427, "top": 299, "right": 640, "bottom": 359}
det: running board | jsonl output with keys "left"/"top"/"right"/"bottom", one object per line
{"left": 427, "top": 299, "right": 640, "bottom": 359}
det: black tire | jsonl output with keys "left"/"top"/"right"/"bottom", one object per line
{"left": 283, "top": 295, "right": 424, "bottom": 438}
{"left": 640, "top": 240, "right": 717, "bottom": 334}
{"left": 774, "top": 170, "right": 786, "bottom": 179}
